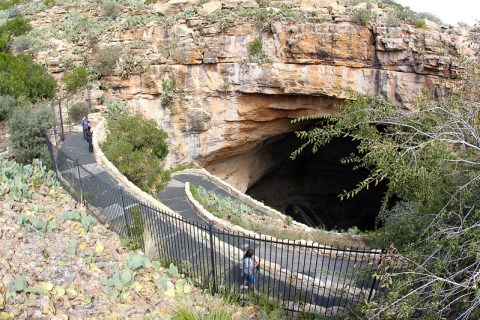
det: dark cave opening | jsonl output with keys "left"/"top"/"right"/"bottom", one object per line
{"left": 245, "top": 132, "right": 388, "bottom": 231}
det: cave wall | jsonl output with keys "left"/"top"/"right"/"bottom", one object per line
{"left": 98, "top": 18, "right": 477, "bottom": 191}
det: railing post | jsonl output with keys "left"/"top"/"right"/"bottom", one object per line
{"left": 51, "top": 101, "right": 58, "bottom": 143}
{"left": 76, "top": 159, "right": 83, "bottom": 204}
{"left": 208, "top": 223, "right": 217, "bottom": 294}
{"left": 58, "top": 99, "right": 65, "bottom": 141}
{"left": 119, "top": 187, "right": 131, "bottom": 237}
{"left": 367, "top": 251, "right": 383, "bottom": 302}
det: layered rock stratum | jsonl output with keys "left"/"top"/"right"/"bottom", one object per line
{"left": 20, "top": 0, "right": 480, "bottom": 191}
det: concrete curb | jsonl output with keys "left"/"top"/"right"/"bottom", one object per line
{"left": 92, "top": 117, "right": 180, "bottom": 217}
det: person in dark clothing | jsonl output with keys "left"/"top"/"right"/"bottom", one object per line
{"left": 81, "top": 116, "right": 90, "bottom": 141}
{"left": 86, "top": 126, "right": 93, "bottom": 153}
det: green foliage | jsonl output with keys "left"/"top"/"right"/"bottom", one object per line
{"left": 68, "top": 102, "right": 90, "bottom": 124}
{"left": 347, "top": 8, "right": 377, "bottom": 26}
{"left": 0, "top": 17, "right": 32, "bottom": 51}
{"left": 0, "top": 53, "right": 56, "bottom": 101}
{"left": 94, "top": 45, "right": 121, "bottom": 76}
{"left": 59, "top": 14, "right": 104, "bottom": 46}
{"left": 7, "top": 105, "right": 53, "bottom": 165}
{"left": 63, "top": 66, "right": 89, "bottom": 92}
{"left": 291, "top": 61, "right": 480, "bottom": 318}
{"left": 190, "top": 184, "right": 257, "bottom": 221}
{"left": 104, "top": 98, "right": 131, "bottom": 120}
{"left": 100, "top": 115, "right": 170, "bottom": 194}
{"left": 11, "top": 35, "right": 33, "bottom": 53}
{"left": 63, "top": 238, "right": 77, "bottom": 255}
{"left": 117, "top": 54, "right": 147, "bottom": 77}
{"left": 0, "top": 95, "right": 29, "bottom": 121}
{"left": 414, "top": 19, "right": 426, "bottom": 28}
{"left": 43, "top": 0, "right": 55, "bottom": 7}
{"left": 18, "top": 214, "right": 56, "bottom": 234}
{"left": 173, "top": 305, "right": 234, "bottom": 320}
{"left": 472, "top": 26, "right": 480, "bottom": 33}
{"left": 101, "top": 1, "right": 122, "bottom": 19}
{"left": 125, "top": 204, "right": 145, "bottom": 250}
{"left": 248, "top": 38, "right": 262, "bottom": 56}
{"left": 0, "top": 156, "right": 58, "bottom": 200}
{"left": 0, "top": 0, "right": 20, "bottom": 10}
{"left": 246, "top": 37, "right": 272, "bottom": 63}
{"left": 160, "top": 77, "right": 176, "bottom": 109}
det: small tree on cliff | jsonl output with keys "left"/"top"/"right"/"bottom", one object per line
{"left": 291, "top": 61, "right": 480, "bottom": 319}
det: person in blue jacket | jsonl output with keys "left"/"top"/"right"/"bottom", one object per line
{"left": 81, "top": 115, "right": 90, "bottom": 141}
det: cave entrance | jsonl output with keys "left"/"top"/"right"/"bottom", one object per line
{"left": 245, "top": 132, "right": 387, "bottom": 231}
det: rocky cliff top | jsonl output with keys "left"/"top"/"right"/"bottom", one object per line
{"left": 6, "top": 0, "right": 479, "bottom": 190}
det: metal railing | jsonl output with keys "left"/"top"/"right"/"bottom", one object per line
{"left": 46, "top": 134, "right": 383, "bottom": 317}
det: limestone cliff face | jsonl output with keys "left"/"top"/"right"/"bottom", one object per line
{"left": 35, "top": 0, "right": 479, "bottom": 191}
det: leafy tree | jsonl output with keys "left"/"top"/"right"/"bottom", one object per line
{"left": 292, "top": 62, "right": 480, "bottom": 319}
{"left": 101, "top": 115, "right": 170, "bottom": 194}
{"left": 8, "top": 105, "right": 53, "bottom": 165}
{"left": 0, "top": 53, "right": 56, "bottom": 101}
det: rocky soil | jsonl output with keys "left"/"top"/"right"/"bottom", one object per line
{"left": 0, "top": 183, "right": 259, "bottom": 319}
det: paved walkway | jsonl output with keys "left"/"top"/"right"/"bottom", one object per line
{"left": 57, "top": 131, "right": 379, "bottom": 313}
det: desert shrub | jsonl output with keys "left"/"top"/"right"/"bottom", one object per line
{"left": 348, "top": 8, "right": 376, "bottom": 26}
{"left": 59, "top": 14, "right": 103, "bottom": 46}
{"left": 145, "top": 0, "right": 156, "bottom": 4}
{"left": 0, "top": 95, "right": 30, "bottom": 121}
{"left": 0, "top": 53, "right": 56, "bottom": 101}
{"left": 7, "top": 105, "right": 53, "bottom": 165}
{"left": 248, "top": 38, "right": 262, "bottom": 56}
{"left": 68, "top": 102, "right": 90, "bottom": 124}
{"left": 116, "top": 54, "right": 147, "bottom": 77}
{"left": 63, "top": 66, "right": 89, "bottom": 92}
{"left": 160, "top": 77, "right": 176, "bottom": 109}
{"left": 101, "top": 115, "right": 170, "bottom": 193}
{"left": 104, "top": 98, "right": 131, "bottom": 120}
{"left": 414, "top": 19, "right": 426, "bottom": 28}
{"left": 472, "top": 26, "right": 480, "bottom": 33}
{"left": 94, "top": 45, "right": 121, "bottom": 76}
{"left": 0, "top": 0, "right": 20, "bottom": 10}
{"left": 0, "top": 95, "right": 16, "bottom": 121}
{"left": 0, "top": 17, "right": 32, "bottom": 51}
{"left": 11, "top": 35, "right": 33, "bottom": 52}
{"left": 101, "top": 1, "right": 122, "bottom": 19}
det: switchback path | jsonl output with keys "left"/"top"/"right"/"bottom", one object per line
{"left": 56, "top": 132, "right": 380, "bottom": 315}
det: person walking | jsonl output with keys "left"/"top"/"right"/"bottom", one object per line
{"left": 81, "top": 115, "right": 90, "bottom": 141}
{"left": 86, "top": 126, "right": 94, "bottom": 153}
{"left": 241, "top": 248, "right": 260, "bottom": 294}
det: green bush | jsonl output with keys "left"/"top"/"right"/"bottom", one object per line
{"left": 0, "top": 53, "right": 56, "bottom": 101}
{"left": 0, "top": 0, "right": 20, "bottom": 10}
{"left": 348, "top": 8, "right": 376, "bottom": 26}
{"left": 7, "top": 105, "right": 53, "bottom": 165}
{"left": 63, "top": 66, "right": 89, "bottom": 92}
{"left": 12, "top": 35, "right": 33, "bottom": 53}
{"left": 0, "top": 95, "right": 29, "bottom": 121}
{"left": 414, "top": 19, "right": 426, "bottom": 28}
{"left": 101, "top": 115, "right": 170, "bottom": 194}
{"left": 94, "top": 45, "right": 121, "bottom": 76}
{"left": 160, "top": 77, "right": 176, "bottom": 109}
{"left": 104, "top": 98, "right": 131, "bottom": 120}
{"left": 68, "top": 102, "right": 90, "bottom": 124}
{"left": 0, "top": 17, "right": 32, "bottom": 51}
{"left": 101, "top": 1, "right": 122, "bottom": 19}
{"left": 248, "top": 38, "right": 263, "bottom": 57}
{"left": 0, "top": 95, "right": 16, "bottom": 121}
